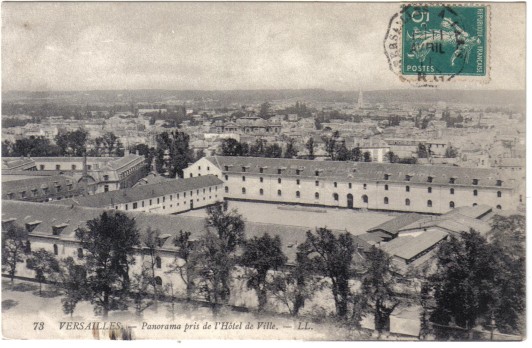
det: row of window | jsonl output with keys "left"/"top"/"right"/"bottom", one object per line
{"left": 384, "top": 174, "right": 502, "bottom": 186}
{"left": 123, "top": 194, "right": 218, "bottom": 210}
{"left": 225, "top": 188, "right": 503, "bottom": 210}
{"left": 226, "top": 180, "right": 503, "bottom": 199}
{"left": 120, "top": 186, "right": 219, "bottom": 210}
{"left": 227, "top": 176, "right": 503, "bottom": 197}
{"left": 224, "top": 168, "right": 503, "bottom": 187}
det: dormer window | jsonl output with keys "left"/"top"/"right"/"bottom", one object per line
{"left": 224, "top": 166, "right": 229, "bottom": 171}
{"left": 449, "top": 177, "right": 456, "bottom": 184}
{"left": 242, "top": 167, "right": 246, "bottom": 172}
{"left": 52, "top": 223, "right": 68, "bottom": 236}
{"left": 296, "top": 169, "right": 301, "bottom": 175}
{"left": 277, "top": 169, "right": 282, "bottom": 174}
{"left": 472, "top": 179, "right": 479, "bottom": 185}
{"left": 428, "top": 176, "right": 433, "bottom": 183}
{"left": 260, "top": 168, "right": 264, "bottom": 173}
{"left": 25, "top": 221, "right": 42, "bottom": 233}
{"left": 405, "top": 175, "right": 412, "bottom": 181}
{"left": 315, "top": 170, "right": 320, "bottom": 176}
{"left": 384, "top": 174, "right": 390, "bottom": 180}
{"left": 496, "top": 180, "right": 502, "bottom": 187}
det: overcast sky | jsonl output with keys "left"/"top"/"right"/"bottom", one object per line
{"left": 1, "top": 2, "right": 525, "bottom": 91}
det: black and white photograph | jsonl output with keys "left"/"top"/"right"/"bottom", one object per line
{"left": 0, "top": 1, "right": 526, "bottom": 341}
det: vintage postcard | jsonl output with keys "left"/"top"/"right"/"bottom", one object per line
{"left": 1, "top": 1, "right": 526, "bottom": 341}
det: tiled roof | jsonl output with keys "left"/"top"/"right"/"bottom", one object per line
{"left": 106, "top": 154, "right": 145, "bottom": 171}
{"left": 1, "top": 201, "right": 370, "bottom": 264}
{"left": 133, "top": 174, "right": 171, "bottom": 187}
{"left": 380, "top": 230, "right": 448, "bottom": 261}
{"left": 444, "top": 204, "right": 492, "bottom": 220}
{"left": 2, "top": 175, "right": 76, "bottom": 193}
{"left": 51, "top": 175, "right": 223, "bottom": 208}
{"left": 367, "top": 213, "right": 426, "bottom": 235}
{"left": 400, "top": 214, "right": 491, "bottom": 235}
{"left": 205, "top": 156, "right": 511, "bottom": 188}
{"left": 357, "top": 231, "right": 390, "bottom": 245}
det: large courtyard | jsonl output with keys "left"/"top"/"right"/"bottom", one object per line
{"left": 180, "top": 200, "right": 397, "bottom": 235}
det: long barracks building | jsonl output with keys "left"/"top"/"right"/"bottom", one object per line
{"left": 52, "top": 175, "right": 224, "bottom": 214}
{"left": 184, "top": 156, "right": 519, "bottom": 214}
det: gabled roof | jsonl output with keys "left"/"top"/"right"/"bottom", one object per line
{"left": 2, "top": 175, "right": 76, "bottom": 193}
{"left": 51, "top": 175, "right": 223, "bottom": 208}
{"left": 445, "top": 204, "right": 492, "bottom": 220}
{"left": 106, "top": 154, "right": 145, "bottom": 171}
{"left": 380, "top": 230, "right": 448, "bottom": 261}
{"left": 203, "top": 156, "right": 511, "bottom": 188}
{"left": 367, "top": 214, "right": 425, "bottom": 236}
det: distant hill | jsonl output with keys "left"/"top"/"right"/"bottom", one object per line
{"left": 2, "top": 88, "right": 525, "bottom": 107}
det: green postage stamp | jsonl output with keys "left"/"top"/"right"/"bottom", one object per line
{"left": 384, "top": 3, "right": 490, "bottom": 85}
{"left": 402, "top": 5, "right": 487, "bottom": 76}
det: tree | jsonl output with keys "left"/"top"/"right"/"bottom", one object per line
{"left": 249, "top": 139, "right": 267, "bottom": 157}
{"left": 138, "top": 228, "right": 163, "bottom": 312}
{"left": 1, "top": 224, "right": 28, "bottom": 283}
{"left": 130, "top": 263, "right": 156, "bottom": 316}
{"left": 351, "top": 147, "right": 362, "bottom": 162}
{"left": 75, "top": 212, "right": 140, "bottom": 318}
{"left": 358, "top": 247, "right": 401, "bottom": 333}
{"left": 220, "top": 138, "right": 243, "bottom": 156}
{"left": 284, "top": 138, "right": 298, "bottom": 158}
{"left": 323, "top": 131, "right": 340, "bottom": 160}
{"left": 197, "top": 203, "right": 245, "bottom": 313}
{"left": 129, "top": 144, "right": 156, "bottom": 171}
{"left": 445, "top": 145, "right": 458, "bottom": 158}
{"left": 240, "top": 234, "right": 287, "bottom": 312}
{"left": 155, "top": 130, "right": 194, "bottom": 178}
{"left": 26, "top": 248, "right": 61, "bottom": 296}
{"left": 60, "top": 257, "right": 88, "bottom": 317}
{"left": 269, "top": 249, "right": 322, "bottom": 316}
{"left": 55, "top": 129, "right": 89, "bottom": 156}
{"left": 298, "top": 228, "right": 356, "bottom": 319}
{"left": 305, "top": 137, "right": 315, "bottom": 160}
{"left": 97, "top": 132, "right": 123, "bottom": 157}
{"left": 335, "top": 142, "right": 350, "bottom": 161}
{"left": 259, "top": 102, "right": 271, "bottom": 119}
{"left": 167, "top": 230, "right": 200, "bottom": 301}
{"left": 488, "top": 214, "right": 525, "bottom": 260}
{"left": 7, "top": 136, "right": 61, "bottom": 157}
{"left": 385, "top": 151, "right": 400, "bottom": 163}
{"left": 195, "top": 149, "right": 206, "bottom": 161}
{"left": 417, "top": 143, "right": 429, "bottom": 158}
{"left": 428, "top": 230, "right": 525, "bottom": 338}
{"left": 264, "top": 144, "right": 282, "bottom": 158}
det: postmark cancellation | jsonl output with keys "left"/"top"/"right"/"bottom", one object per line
{"left": 385, "top": 3, "right": 490, "bottom": 86}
